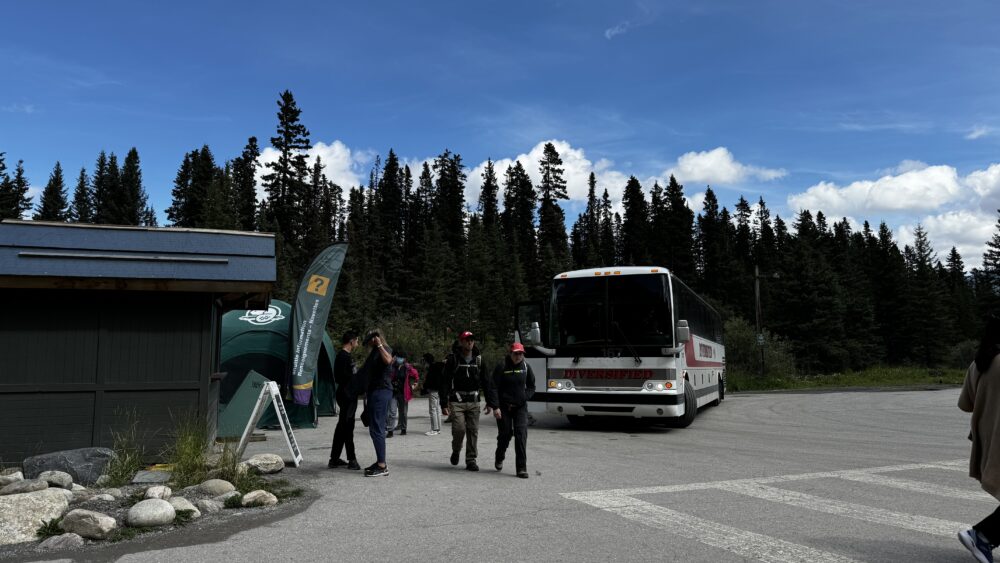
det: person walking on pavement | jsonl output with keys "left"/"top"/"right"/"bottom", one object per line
{"left": 361, "top": 329, "right": 394, "bottom": 477}
{"left": 486, "top": 342, "right": 536, "bottom": 479}
{"left": 386, "top": 350, "right": 419, "bottom": 437}
{"left": 959, "top": 315, "right": 1000, "bottom": 562}
{"left": 441, "top": 331, "right": 487, "bottom": 471}
{"left": 422, "top": 353, "right": 445, "bottom": 435}
{"left": 329, "top": 330, "right": 362, "bottom": 470}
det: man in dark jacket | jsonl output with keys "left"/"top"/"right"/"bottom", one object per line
{"left": 486, "top": 342, "right": 536, "bottom": 479}
{"left": 361, "top": 329, "right": 394, "bottom": 477}
{"left": 329, "top": 331, "right": 361, "bottom": 470}
{"left": 441, "top": 331, "right": 487, "bottom": 471}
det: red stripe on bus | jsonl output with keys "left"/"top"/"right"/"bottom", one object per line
{"left": 684, "top": 340, "right": 725, "bottom": 368}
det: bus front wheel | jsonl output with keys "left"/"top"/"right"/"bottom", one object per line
{"left": 665, "top": 387, "right": 697, "bottom": 428}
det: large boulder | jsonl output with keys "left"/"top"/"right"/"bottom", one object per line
{"left": 0, "top": 472, "right": 23, "bottom": 487}
{"left": 168, "top": 497, "right": 201, "bottom": 519}
{"left": 0, "top": 489, "right": 69, "bottom": 546}
{"left": 244, "top": 454, "right": 285, "bottom": 474}
{"left": 0, "top": 479, "right": 48, "bottom": 496}
{"left": 126, "top": 499, "right": 175, "bottom": 528}
{"left": 59, "top": 509, "right": 116, "bottom": 540}
{"left": 38, "top": 471, "right": 74, "bottom": 490}
{"left": 194, "top": 499, "right": 222, "bottom": 514}
{"left": 37, "top": 532, "right": 85, "bottom": 551}
{"left": 22, "top": 448, "right": 114, "bottom": 486}
{"left": 199, "top": 479, "right": 235, "bottom": 496}
{"left": 241, "top": 490, "right": 278, "bottom": 507}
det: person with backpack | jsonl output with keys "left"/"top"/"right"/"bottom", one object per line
{"left": 328, "top": 330, "right": 362, "bottom": 470}
{"left": 441, "top": 331, "right": 487, "bottom": 471}
{"left": 486, "top": 342, "right": 536, "bottom": 479}
{"left": 386, "top": 349, "right": 419, "bottom": 437}
{"left": 422, "top": 353, "right": 445, "bottom": 436}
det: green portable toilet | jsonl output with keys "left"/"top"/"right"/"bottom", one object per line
{"left": 219, "top": 300, "right": 336, "bottom": 429}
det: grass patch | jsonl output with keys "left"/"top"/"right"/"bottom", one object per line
{"left": 261, "top": 478, "right": 303, "bottom": 501}
{"left": 103, "top": 409, "right": 146, "bottom": 487}
{"left": 173, "top": 509, "right": 196, "bottom": 526}
{"left": 223, "top": 494, "right": 244, "bottom": 509}
{"left": 727, "top": 365, "right": 965, "bottom": 392}
{"left": 35, "top": 517, "right": 63, "bottom": 540}
{"left": 108, "top": 526, "right": 153, "bottom": 543}
{"left": 162, "top": 411, "right": 209, "bottom": 488}
{"left": 213, "top": 445, "right": 265, "bottom": 494}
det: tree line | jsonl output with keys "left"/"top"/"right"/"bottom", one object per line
{"left": 4, "top": 89, "right": 997, "bottom": 374}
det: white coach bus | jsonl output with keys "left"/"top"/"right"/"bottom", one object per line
{"left": 516, "top": 266, "right": 724, "bottom": 427}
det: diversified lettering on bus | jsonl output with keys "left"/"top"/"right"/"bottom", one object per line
{"left": 562, "top": 369, "right": 654, "bottom": 380}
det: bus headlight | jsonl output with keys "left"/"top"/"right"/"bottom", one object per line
{"left": 655, "top": 382, "right": 665, "bottom": 391}
{"left": 564, "top": 380, "right": 573, "bottom": 390}
{"left": 556, "top": 382, "right": 564, "bottom": 390}
{"left": 548, "top": 380, "right": 557, "bottom": 389}
{"left": 643, "top": 381, "right": 672, "bottom": 392}
{"left": 644, "top": 382, "right": 654, "bottom": 391}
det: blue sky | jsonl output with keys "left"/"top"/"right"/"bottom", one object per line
{"left": 3, "top": 1, "right": 1000, "bottom": 265}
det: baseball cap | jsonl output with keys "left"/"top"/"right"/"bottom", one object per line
{"left": 510, "top": 342, "right": 525, "bottom": 353}
{"left": 459, "top": 331, "right": 475, "bottom": 341}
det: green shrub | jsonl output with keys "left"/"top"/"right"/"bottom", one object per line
{"left": 36, "top": 517, "right": 63, "bottom": 540}
{"left": 949, "top": 339, "right": 977, "bottom": 370}
{"left": 213, "top": 445, "right": 264, "bottom": 494}
{"left": 162, "top": 410, "right": 208, "bottom": 488}
{"left": 108, "top": 526, "right": 152, "bottom": 543}
{"left": 103, "top": 409, "right": 145, "bottom": 487}
{"left": 223, "top": 494, "right": 244, "bottom": 509}
{"left": 724, "top": 316, "right": 797, "bottom": 391}
{"left": 173, "top": 509, "right": 196, "bottom": 526}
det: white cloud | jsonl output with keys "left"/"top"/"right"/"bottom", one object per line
{"left": 605, "top": 22, "right": 631, "bottom": 39}
{"left": 255, "top": 140, "right": 374, "bottom": 200}
{"left": 787, "top": 165, "right": 964, "bottom": 216}
{"left": 662, "top": 147, "right": 786, "bottom": 186}
{"left": 24, "top": 186, "right": 41, "bottom": 219}
{"left": 877, "top": 159, "right": 928, "bottom": 176}
{"left": 1, "top": 103, "right": 35, "bottom": 114}
{"left": 896, "top": 209, "right": 996, "bottom": 267}
{"left": 966, "top": 125, "right": 992, "bottom": 140}
{"left": 966, "top": 163, "right": 1000, "bottom": 198}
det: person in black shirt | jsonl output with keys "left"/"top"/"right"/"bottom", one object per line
{"left": 486, "top": 342, "right": 536, "bottom": 479}
{"left": 362, "top": 329, "right": 394, "bottom": 477}
{"left": 422, "top": 353, "right": 445, "bottom": 436}
{"left": 441, "top": 331, "right": 487, "bottom": 471}
{"left": 328, "top": 331, "right": 361, "bottom": 470}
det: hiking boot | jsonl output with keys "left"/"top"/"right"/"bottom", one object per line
{"left": 346, "top": 459, "right": 361, "bottom": 470}
{"left": 450, "top": 451, "right": 460, "bottom": 466}
{"left": 401, "top": 429, "right": 406, "bottom": 436}
{"left": 327, "top": 458, "right": 347, "bottom": 469}
{"left": 517, "top": 470, "right": 529, "bottom": 479}
{"left": 466, "top": 460, "right": 480, "bottom": 472}
{"left": 425, "top": 430, "right": 440, "bottom": 436}
{"left": 387, "top": 431, "right": 394, "bottom": 438}
{"left": 959, "top": 529, "right": 994, "bottom": 563}
{"left": 364, "top": 464, "right": 389, "bottom": 477}
{"left": 495, "top": 451, "right": 504, "bottom": 471}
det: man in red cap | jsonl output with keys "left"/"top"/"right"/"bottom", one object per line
{"left": 441, "top": 330, "right": 486, "bottom": 471}
{"left": 485, "top": 341, "right": 536, "bottom": 478}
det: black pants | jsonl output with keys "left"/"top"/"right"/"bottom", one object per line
{"left": 976, "top": 505, "right": 1000, "bottom": 545}
{"left": 329, "top": 393, "right": 358, "bottom": 462}
{"left": 495, "top": 404, "right": 528, "bottom": 471}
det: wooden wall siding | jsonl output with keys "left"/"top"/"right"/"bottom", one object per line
{"left": 0, "top": 393, "right": 95, "bottom": 461}
{"left": 98, "top": 293, "right": 207, "bottom": 385}
{"left": 98, "top": 390, "right": 201, "bottom": 453}
{"left": 0, "top": 292, "right": 99, "bottom": 387}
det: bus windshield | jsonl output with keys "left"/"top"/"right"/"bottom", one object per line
{"left": 549, "top": 274, "right": 672, "bottom": 348}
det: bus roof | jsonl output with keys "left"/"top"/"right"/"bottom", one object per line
{"left": 553, "top": 266, "right": 673, "bottom": 279}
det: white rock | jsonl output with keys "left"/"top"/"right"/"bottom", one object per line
{"left": 144, "top": 485, "right": 172, "bottom": 500}
{"left": 241, "top": 490, "right": 278, "bottom": 507}
{"left": 168, "top": 497, "right": 201, "bottom": 519}
{"left": 0, "top": 468, "right": 22, "bottom": 477}
{"left": 59, "top": 508, "right": 116, "bottom": 540}
{"left": 0, "top": 489, "right": 69, "bottom": 546}
{"left": 37, "top": 532, "right": 85, "bottom": 550}
{"left": 199, "top": 479, "right": 235, "bottom": 496}
{"left": 212, "top": 491, "right": 240, "bottom": 504}
{"left": 194, "top": 499, "right": 222, "bottom": 514}
{"left": 0, "top": 472, "right": 23, "bottom": 487}
{"left": 126, "top": 499, "right": 175, "bottom": 528}
{"left": 38, "top": 471, "right": 73, "bottom": 490}
{"left": 245, "top": 454, "right": 285, "bottom": 474}
{"left": 103, "top": 488, "right": 123, "bottom": 499}
{"left": 94, "top": 475, "right": 111, "bottom": 487}
{"left": 84, "top": 494, "right": 116, "bottom": 503}
{"left": 71, "top": 484, "right": 86, "bottom": 492}
{"left": 0, "top": 479, "right": 48, "bottom": 496}
{"left": 53, "top": 489, "right": 74, "bottom": 503}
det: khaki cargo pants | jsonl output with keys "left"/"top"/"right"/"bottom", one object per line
{"left": 450, "top": 401, "right": 481, "bottom": 462}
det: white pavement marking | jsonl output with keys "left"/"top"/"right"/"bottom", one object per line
{"left": 715, "top": 482, "right": 966, "bottom": 537}
{"left": 836, "top": 472, "right": 994, "bottom": 502}
{"left": 608, "top": 499, "right": 864, "bottom": 563}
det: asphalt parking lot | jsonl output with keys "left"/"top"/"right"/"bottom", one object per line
{"left": 24, "top": 388, "right": 989, "bottom": 562}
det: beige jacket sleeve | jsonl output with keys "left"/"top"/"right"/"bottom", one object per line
{"left": 959, "top": 361, "right": 978, "bottom": 413}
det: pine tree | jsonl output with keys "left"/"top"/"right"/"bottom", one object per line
{"left": 982, "top": 209, "right": 1000, "bottom": 306}
{"left": 945, "top": 247, "right": 978, "bottom": 340}
{"left": 479, "top": 159, "right": 500, "bottom": 230}
{"left": 90, "top": 152, "right": 109, "bottom": 223}
{"left": 598, "top": 188, "right": 616, "bottom": 266}
{"left": 202, "top": 162, "right": 236, "bottom": 230}
{"left": 231, "top": 137, "right": 260, "bottom": 231}
{"left": 68, "top": 167, "right": 93, "bottom": 223}
{"left": 0, "top": 158, "right": 32, "bottom": 220}
{"left": 34, "top": 161, "right": 69, "bottom": 221}
{"left": 500, "top": 161, "right": 538, "bottom": 299}
{"left": 901, "top": 225, "right": 952, "bottom": 366}
{"left": 620, "top": 176, "right": 649, "bottom": 265}
{"left": 432, "top": 149, "right": 467, "bottom": 255}
{"left": 119, "top": 148, "right": 148, "bottom": 225}
{"left": 536, "top": 142, "right": 571, "bottom": 288}
{"left": 662, "top": 175, "right": 696, "bottom": 280}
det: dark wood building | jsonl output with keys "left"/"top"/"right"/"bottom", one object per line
{"left": 0, "top": 220, "right": 275, "bottom": 463}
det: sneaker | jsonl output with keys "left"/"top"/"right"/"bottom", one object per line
{"left": 959, "top": 529, "right": 994, "bottom": 563}
{"left": 364, "top": 465, "right": 389, "bottom": 477}
{"left": 401, "top": 429, "right": 406, "bottom": 436}
{"left": 365, "top": 462, "right": 379, "bottom": 473}
{"left": 495, "top": 458, "right": 503, "bottom": 471}
{"left": 346, "top": 459, "right": 361, "bottom": 470}
{"left": 517, "top": 470, "right": 529, "bottom": 479}
{"left": 466, "top": 461, "right": 480, "bottom": 471}
{"left": 425, "top": 430, "right": 440, "bottom": 436}
{"left": 387, "top": 431, "right": 394, "bottom": 438}
{"left": 450, "top": 451, "right": 460, "bottom": 466}
{"left": 327, "top": 458, "right": 348, "bottom": 469}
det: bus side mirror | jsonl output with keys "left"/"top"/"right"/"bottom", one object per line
{"left": 529, "top": 322, "right": 543, "bottom": 346}
{"left": 676, "top": 320, "right": 691, "bottom": 344}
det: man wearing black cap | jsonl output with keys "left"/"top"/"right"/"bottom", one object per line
{"left": 441, "top": 331, "right": 487, "bottom": 471}
{"left": 328, "top": 330, "right": 361, "bottom": 470}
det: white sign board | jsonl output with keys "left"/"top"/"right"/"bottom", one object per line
{"left": 236, "top": 381, "right": 302, "bottom": 467}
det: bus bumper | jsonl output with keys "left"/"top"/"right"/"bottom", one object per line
{"left": 531, "top": 391, "right": 685, "bottom": 419}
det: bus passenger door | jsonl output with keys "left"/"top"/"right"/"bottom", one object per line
{"left": 516, "top": 301, "right": 549, "bottom": 416}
